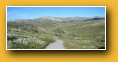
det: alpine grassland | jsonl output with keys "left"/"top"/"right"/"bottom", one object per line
{"left": 7, "top": 16, "right": 105, "bottom": 49}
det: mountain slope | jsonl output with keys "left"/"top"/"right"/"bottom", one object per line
{"left": 7, "top": 16, "right": 105, "bottom": 49}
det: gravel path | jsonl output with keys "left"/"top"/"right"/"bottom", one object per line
{"left": 45, "top": 38, "right": 65, "bottom": 49}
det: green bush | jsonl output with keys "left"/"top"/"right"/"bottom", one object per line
{"left": 7, "top": 34, "right": 18, "bottom": 41}
{"left": 53, "top": 29, "right": 65, "bottom": 36}
{"left": 8, "top": 41, "right": 48, "bottom": 49}
{"left": 40, "top": 37, "right": 55, "bottom": 43}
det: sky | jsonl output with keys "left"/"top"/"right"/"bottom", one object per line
{"left": 7, "top": 6, "right": 105, "bottom": 20}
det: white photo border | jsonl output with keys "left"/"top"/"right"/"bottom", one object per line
{"left": 6, "top": 6, "right": 106, "bottom": 50}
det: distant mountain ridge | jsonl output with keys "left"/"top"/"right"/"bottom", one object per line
{"left": 8, "top": 16, "right": 105, "bottom": 22}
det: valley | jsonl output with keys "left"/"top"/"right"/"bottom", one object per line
{"left": 7, "top": 16, "right": 105, "bottom": 49}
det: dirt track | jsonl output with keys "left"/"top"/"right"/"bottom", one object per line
{"left": 45, "top": 38, "right": 65, "bottom": 49}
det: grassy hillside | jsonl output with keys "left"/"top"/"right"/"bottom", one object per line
{"left": 7, "top": 17, "right": 105, "bottom": 49}
{"left": 7, "top": 21, "right": 55, "bottom": 49}
{"left": 58, "top": 20, "right": 105, "bottom": 49}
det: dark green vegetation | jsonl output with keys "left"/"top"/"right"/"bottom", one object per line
{"left": 7, "top": 16, "right": 105, "bottom": 49}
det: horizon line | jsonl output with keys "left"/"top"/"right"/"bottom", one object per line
{"left": 7, "top": 16, "right": 105, "bottom": 21}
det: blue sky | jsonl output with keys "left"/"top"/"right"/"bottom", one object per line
{"left": 7, "top": 7, "right": 105, "bottom": 20}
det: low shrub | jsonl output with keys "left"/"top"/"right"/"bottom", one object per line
{"left": 8, "top": 41, "right": 49, "bottom": 49}
{"left": 40, "top": 37, "right": 55, "bottom": 43}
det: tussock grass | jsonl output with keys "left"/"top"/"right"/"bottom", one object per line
{"left": 59, "top": 36, "right": 105, "bottom": 49}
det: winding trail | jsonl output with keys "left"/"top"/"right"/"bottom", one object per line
{"left": 45, "top": 38, "right": 65, "bottom": 49}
